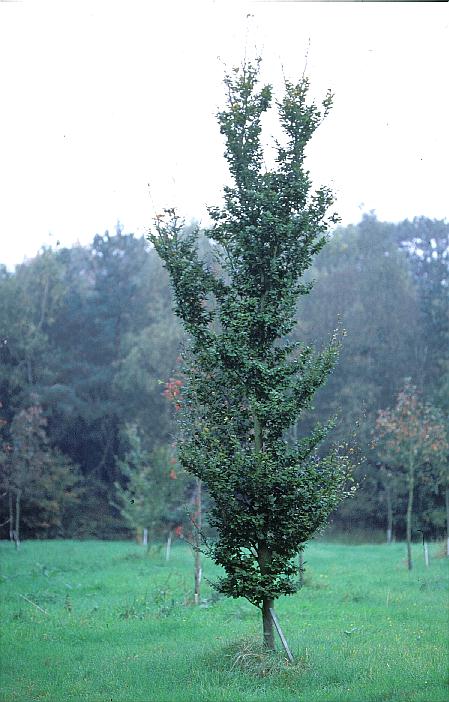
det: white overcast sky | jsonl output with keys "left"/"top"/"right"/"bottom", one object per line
{"left": 0, "top": 1, "right": 447, "bottom": 269}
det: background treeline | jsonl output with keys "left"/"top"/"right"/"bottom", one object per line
{"left": 0, "top": 215, "right": 448, "bottom": 542}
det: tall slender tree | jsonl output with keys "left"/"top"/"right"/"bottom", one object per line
{"left": 149, "top": 61, "right": 354, "bottom": 650}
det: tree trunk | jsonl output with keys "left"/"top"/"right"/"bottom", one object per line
{"left": 387, "top": 527, "right": 392, "bottom": 545}
{"left": 262, "top": 597, "right": 275, "bottom": 650}
{"left": 194, "top": 546, "right": 202, "bottom": 605}
{"left": 298, "top": 550, "right": 304, "bottom": 587}
{"left": 445, "top": 488, "right": 449, "bottom": 558}
{"left": 194, "top": 478, "right": 202, "bottom": 604}
{"left": 8, "top": 491, "right": 13, "bottom": 542}
{"left": 146, "top": 527, "right": 154, "bottom": 554}
{"left": 14, "top": 489, "right": 21, "bottom": 549}
{"left": 254, "top": 414, "right": 275, "bottom": 648}
{"left": 258, "top": 542, "right": 275, "bottom": 650}
{"left": 406, "top": 473, "right": 414, "bottom": 571}
{"left": 385, "top": 483, "right": 393, "bottom": 544}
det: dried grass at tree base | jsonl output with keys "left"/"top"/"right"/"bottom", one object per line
{"left": 224, "top": 636, "right": 310, "bottom": 678}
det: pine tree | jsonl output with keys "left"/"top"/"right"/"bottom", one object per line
{"left": 148, "top": 60, "right": 355, "bottom": 650}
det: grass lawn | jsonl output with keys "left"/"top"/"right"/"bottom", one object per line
{"left": 0, "top": 539, "right": 447, "bottom": 702}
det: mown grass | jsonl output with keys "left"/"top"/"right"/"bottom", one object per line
{"left": 0, "top": 539, "right": 447, "bottom": 701}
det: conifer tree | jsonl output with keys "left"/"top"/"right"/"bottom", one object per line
{"left": 148, "top": 60, "right": 354, "bottom": 650}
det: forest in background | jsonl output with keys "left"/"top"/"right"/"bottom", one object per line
{"left": 0, "top": 214, "right": 448, "bottom": 543}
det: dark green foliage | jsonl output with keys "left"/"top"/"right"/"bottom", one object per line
{"left": 396, "top": 218, "right": 449, "bottom": 411}
{"left": 0, "top": 401, "right": 82, "bottom": 539}
{"left": 149, "top": 61, "right": 355, "bottom": 609}
{"left": 291, "top": 215, "right": 449, "bottom": 540}
{"left": 0, "top": 228, "right": 185, "bottom": 538}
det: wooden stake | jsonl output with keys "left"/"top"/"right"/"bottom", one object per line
{"left": 165, "top": 530, "right": 172, "bottom": 562}
{"left": 193, "top": 478, "right": 202, "bottom": 605}
{"left": 19, "top": 594, "right": 48, "bottom": 615}
{"left": 15, "top": 489, "right": 21, "bottom": 550}
{"left": 423, "top": 540, "right": 429, "bottom": 567}
{"left": 269, "top": 608, "right": 294, "bottom": 663}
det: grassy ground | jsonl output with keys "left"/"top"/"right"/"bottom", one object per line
{"left": 0, "top": 539, "right": 447, "bottom": 702}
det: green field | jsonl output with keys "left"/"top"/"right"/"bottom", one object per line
{"left": 1, "top": 539, "right": 447, "bottom": 702}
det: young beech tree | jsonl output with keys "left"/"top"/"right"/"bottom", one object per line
{"left": 148, "top": 61, "right": 355, "bottom": 650}
{"left": 114, "top": 424, "right": 188, "bottom": 552}
{"left": 375, "top": 382, "right": 448, "bottom": 570}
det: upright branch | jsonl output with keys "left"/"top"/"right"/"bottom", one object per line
{"left": 148, "top": 60, "right": 355, "bottom": 649}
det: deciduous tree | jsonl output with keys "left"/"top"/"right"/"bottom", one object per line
{"left": 375, "top": 382, "right": 448, "bottom": 569}
{"left": 114, "top": 424, "right": 188, "bottom": 552}
{"left": 149, "top": 60, "right": 355, "bottom": 650}
{"left": 2, "top": 400, "right": 81, "bottom": 543}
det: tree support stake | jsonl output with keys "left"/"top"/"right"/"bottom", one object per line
{"left": 269, "top": 608, "right": 294, "bottom": 663}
